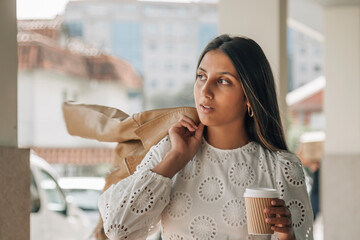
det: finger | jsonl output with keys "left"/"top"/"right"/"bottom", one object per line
{"left": 264, "top": 206, "right": 290, "bottom": 216}
{"left": 271, "top": 226, "right": 293, "bottom": 234}
{"left": 266, "top": 217, "right": 292, "bottom": 226}
{"left": 194, "top": 122, "right": 205, "bottom": 140}
{"left": 271, "top": 199, "right": 286, "bottom": 207}
{"left": 179, "top": 119, "right": 197, "bottom": 132}
{"left": 173, "top": 119, "right": 196, "bottom": 132}
{"left": 180, "top": 116, "right": 198, "bottom": 130}
{"left": 274, "top": 223, "right": 290, "bottom": 228}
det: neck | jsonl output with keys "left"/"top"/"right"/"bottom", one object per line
{"left": 205, "top": 124, "right": 249, "bottom": 150}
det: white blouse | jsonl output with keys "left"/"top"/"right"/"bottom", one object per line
{"left": 98, "top": 136, "right": 314, "bottom": 240}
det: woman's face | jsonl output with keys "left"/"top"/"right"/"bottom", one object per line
{"left": 194, "top": 49, "right": 248, "bottom": 129}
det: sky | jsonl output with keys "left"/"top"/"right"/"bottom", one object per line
{"left": 16, "top": 0, "right": 215, "bottom": 20}
{"left": 17, "top": 0, "right": 70, "bottom": 19}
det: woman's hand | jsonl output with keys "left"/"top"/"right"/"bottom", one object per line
{"left": 152, "top": 116, "right": 204, "bottom": 178}
{"left": 264, "top": 199, "right": 296, "bottom": 240}
{"left": 168, "top": 115, "right": 204, "bottom": 160}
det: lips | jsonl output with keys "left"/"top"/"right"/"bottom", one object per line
{"left": 200, "top": 104, "right": 214, "bottom": 113}
{"left": 200, "top": 103, "right": 214, "bottom": 109}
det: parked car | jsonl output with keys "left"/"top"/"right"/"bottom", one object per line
{"left": 30, "top": 153, "right": 91, "bottom": 240}
{"left": 58, "top": 177, "right": 105, "bottom": 229}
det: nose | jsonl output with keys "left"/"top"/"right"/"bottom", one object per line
{"left": 201, "top": 79, "right": 214, "bottom": 99}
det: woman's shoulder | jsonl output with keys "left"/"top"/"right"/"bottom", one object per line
{"left": 257, "top": 144, "right": 300, "bottom": 164}
{"left": 258, "top": 145, "right": 304, "bottom": 174}
{"left": 267, "top": 149, "right": 306, "bottom": 186}
{"left": 274, "top": 150, "right": 302, "bottom": 166}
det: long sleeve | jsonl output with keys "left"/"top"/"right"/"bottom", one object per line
{"left": 98, "top": 136, "right": 173, "bottom": 240}
{"left": 274, "top": 151, "right": 314, "bottom": 240}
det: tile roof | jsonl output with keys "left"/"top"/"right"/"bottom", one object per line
{"left": 18, "top": 31, "right": 89, "bottom": 77}
{"left": 18, "top": 15, "right": 63, "bottom": 30}
{"left": 32, "top": 147, "right": 115, "bottom": 165}
{"left": 17, "top": 31, "right": 142, "bottom": 87}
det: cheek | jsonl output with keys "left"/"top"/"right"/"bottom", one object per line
{"left": 193, "top": 83, "right": 200, "bottom": 104}
{"left": 224, "top": 92, "right": 247, "bottom": 113}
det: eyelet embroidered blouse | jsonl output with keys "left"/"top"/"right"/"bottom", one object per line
{"left": 98, "top": 136, "right": 314, "bottom": 240}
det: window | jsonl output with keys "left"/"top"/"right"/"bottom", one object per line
{"left": 145, "top": 23, "right": 159, "bottom": 36}
{"left": 151, "top": 79, "right": 157, "bottom": 88}
{"left": 182, "top": 62, "right": 190, "bottom": 71}
{"left": 314, "top": 47, "right": 322, "bottom": 56}
{"left": 149, "top": 42, "right": 157, "bottom": 51}
{"left": 39, "top": 170, "right": 67, "bottom": 213}
{"left": 31, "top": 172, "right": 41, "bottom": 213}
{"left": 300, "top": 64, "right": 307, "bottom": 73}
{"left": 300, "top": 46, "right": 306, "bottom": 55}
{"left": 149, "top": 60, "right": 158, "bottom": 71}
{"left": 183, "top": 43, "right": 192, "bottom": 53}
{"left": 65, "top": 22, "right": 83, "bottom": 38}
{"left": 165, "top": 62, "right": 173, "bottom": 71}
{"left": 167, "top": 79, "right": 174, "bottom": 88}
{"left": 313, "top": 64, "right": 321, "bottom": 73}
{"left": 63, "top": 89, "right": 78, "bottom": 102}
{"left": 165, "top": 42, "right": 174, "bottom": 52}
{"left": 67, "top": 189, "right": 101, "bottom": 211}
{"left": 127, "top": 91, "right": 141, "bottom": 99}
{"left": 165, "top": 23, "right": 175, "bottom": 37}
{"left": 180, "top": 25, "right": 191, "bottom": 37}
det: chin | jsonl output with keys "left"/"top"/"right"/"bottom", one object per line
{"left": 198, "top": 116, "right": 217, "bottom": 127}
{"left": 196, "top": 108, "right": 223, "bottom": 127}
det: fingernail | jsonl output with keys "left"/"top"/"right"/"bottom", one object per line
{"left": 264, "top": 208, "right": 269, "bottom": 213}
{"left": 271, "top": 200, "right": 276, "bottom": 205}
{"left": 266, "top": 218, "right": 271, "bottom": 223}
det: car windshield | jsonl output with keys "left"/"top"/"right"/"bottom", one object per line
{"left": 67, "top": 189, "right": 101, "bottom": 211}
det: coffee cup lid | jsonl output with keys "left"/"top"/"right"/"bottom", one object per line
{"left": 243, "top": 188, "right": 280, "bottom": 198}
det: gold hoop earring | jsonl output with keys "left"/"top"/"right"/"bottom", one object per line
{"left": 247, "top": 106, "right": 254, "bottom": 118}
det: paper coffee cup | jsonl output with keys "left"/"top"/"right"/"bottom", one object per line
{"left": 243, "top": 188, "right": 280, "bottom": 235}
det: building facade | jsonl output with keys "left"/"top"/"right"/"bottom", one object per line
{"left": 17, "top": 17, "right": 142, "bottom": 176}
{"left": 287, "top": 20, "right": 324, "bottom": 91}
{"left": 63, "top": 0, "right": 218, "bottom": 108}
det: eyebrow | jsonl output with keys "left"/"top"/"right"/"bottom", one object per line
{"left": 198, "top": 67, "right": 239, "bottom": 80}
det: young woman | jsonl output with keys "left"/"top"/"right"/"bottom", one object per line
{"left": 98, "top": 35, "right": 313, "bottom": 240}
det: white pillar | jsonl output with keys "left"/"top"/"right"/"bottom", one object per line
{"left": 0, "top": 0, "right": 30, "bottom": 239}
{"left": 218, "top": 0, "right": 288, "bottom": 129}
{"left": 322, "top": 5, "right": 360, "bottom": 239}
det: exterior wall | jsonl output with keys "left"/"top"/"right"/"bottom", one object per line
{"left": 18, "top": 70, "right": 137, "bottom": 148}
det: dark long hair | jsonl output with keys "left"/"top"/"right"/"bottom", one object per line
{"left": 197, "top": 34, "right": 288, "bottom": 151}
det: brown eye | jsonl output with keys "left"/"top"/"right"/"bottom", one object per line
{"left": 218, "top": 79, "right": 230, "bottom": 85}
{"left": 196, "top": 74, "right": 206, "bottom": 81}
